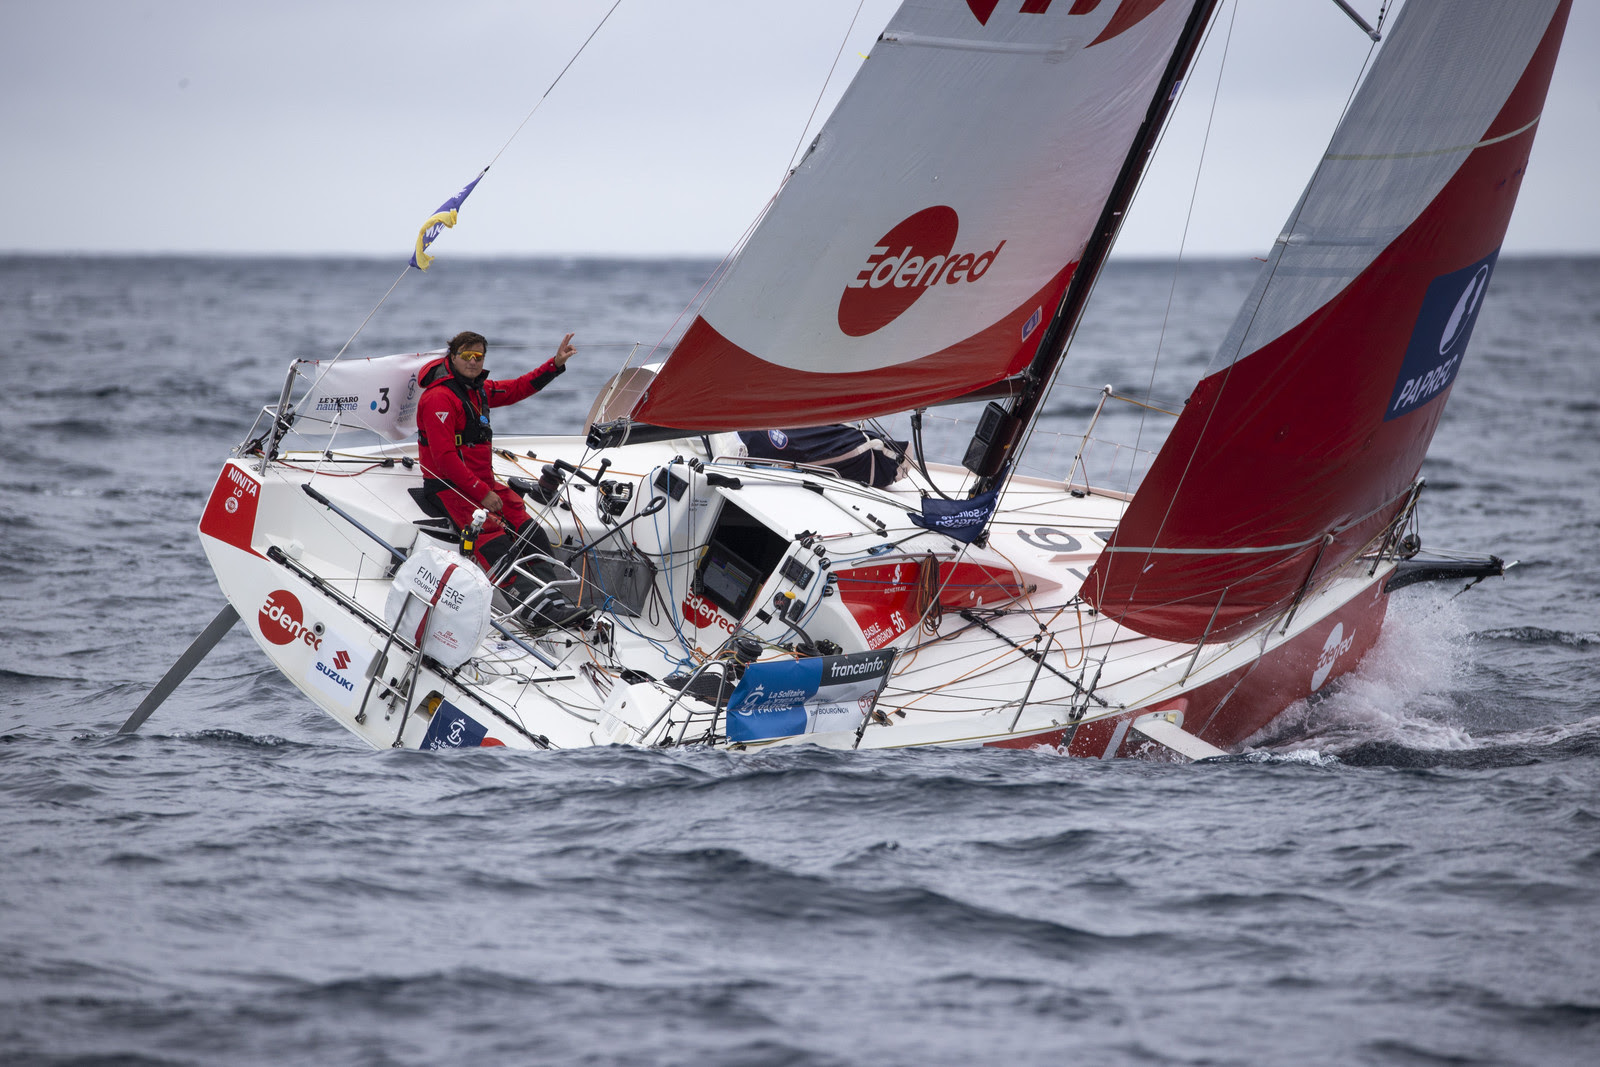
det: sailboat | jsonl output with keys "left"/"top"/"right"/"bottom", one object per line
{"left": 132, "top": 0, "right": 1571, "bottom": 758}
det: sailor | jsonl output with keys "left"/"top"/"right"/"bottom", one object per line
{"left": 416, "top": 329, "right": 577, "bottom": 575}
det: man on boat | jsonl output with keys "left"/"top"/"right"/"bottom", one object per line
{"left": 416, "top": 329, "right": 576, "bottom": 575}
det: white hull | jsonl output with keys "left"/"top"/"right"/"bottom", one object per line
{"left": 199, "top": 434, "right": 1391, "bottom": 759}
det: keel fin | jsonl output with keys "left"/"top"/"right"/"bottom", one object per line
{"left": 119, "top": 604, "right": 241, "bottom": 734}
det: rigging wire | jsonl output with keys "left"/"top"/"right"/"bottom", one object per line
{"left": 785, "top": 0, "right": 870, "bottom": 177}
{"left": 487, "top": 0, "right": 628, "bottom": 173}
{"left": 622, "top": 1, "right": 877, "bottom": 386}
{"left": 1120, "top": 0, "right": 1240, "bottom": 504}
{"left": 282, "top": 2, "right": 627, "bottom": 418}
{"left": 1100, "top": 0, "right": 1389, "bottom": 653}
{"left": 980, "top": 0, "right": 1229, "bottom": 504}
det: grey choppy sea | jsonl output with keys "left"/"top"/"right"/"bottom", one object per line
{"left": 1, "top": 255, "right": 1597, "bottom": 1065}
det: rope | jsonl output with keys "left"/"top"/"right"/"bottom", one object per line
{"left": 486, "top": 1, "right": 627, "bottom": 172}
{"left": 1100, "top": 0, "right": 1387, "bottom": 647}
{"left": 284, "top": 4, "right": 626, "bottom": 421}
{"left": 1120, "top": 0, "right": 1238, "bottom": 501}
{"left": 785, "top": 0, "right": 869, "bottom": 177}
{"left": 624, "top": 3, "right": 875, "bottom": 392}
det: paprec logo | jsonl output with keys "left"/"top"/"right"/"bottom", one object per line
{"left": 838, "top": 206, "right": 1005, "bottom": 337}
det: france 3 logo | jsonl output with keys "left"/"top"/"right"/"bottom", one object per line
{"left": 1385, "top": 250, "right": 1497, "bottom": 421}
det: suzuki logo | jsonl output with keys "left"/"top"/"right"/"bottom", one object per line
{"left": 838, "top": 206, "right": 1005, "bottom": 337}
{"left": 332, "top": 649, "right": 351, "bottom": 671}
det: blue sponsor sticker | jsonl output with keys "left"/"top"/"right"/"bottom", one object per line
{"left": 725, "top": 658, "right": 820, "bottom": 743}
{"left": 767, "top": 429, "right": 789, "bottom": 449}
{"left": 1021, "top": 306, "right": 1042, "bottom": 342}
{"left": 1385, "top": 250, "right": 1497, "bottom": 421}
{"left": 420, "top": 700, "right": 489, "bottom": 750}
{"left": 724, "top": 651, "right": 895, "bottom": 744}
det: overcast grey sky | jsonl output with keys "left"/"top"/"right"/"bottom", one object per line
{"left": 4, "top": 0, "right": 1595, "bottom": 258}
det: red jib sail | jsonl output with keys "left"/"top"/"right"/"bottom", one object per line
{"left": 633, "top": 0, "right": 1208, "bottom": 431}
{"left": 1084, "top": 0, "right": 1572, "bottom": 644}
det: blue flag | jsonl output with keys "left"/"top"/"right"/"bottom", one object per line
{"left": 908, "top": 481, "right": 1003, "bottom": 545}
{"left": 409, "top": 171, "right": 485, "bottom": 270}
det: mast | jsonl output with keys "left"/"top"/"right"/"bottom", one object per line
{"left": 968, "top": 0, "right": 1221, "bottom": 496}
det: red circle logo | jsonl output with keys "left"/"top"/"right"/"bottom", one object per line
{"left": 838, "top": 206, "right": 960, "bottom": 337}
{"left": 259, "top": 589, "right": 306, "bottom": 646}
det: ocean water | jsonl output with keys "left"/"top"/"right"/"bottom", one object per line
{"left": 1, "top": 255, "right": 1597, "bottom": 1065}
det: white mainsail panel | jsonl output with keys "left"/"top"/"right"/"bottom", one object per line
{"left": 636, "top": 0, "right": 1204, "bottom": 429}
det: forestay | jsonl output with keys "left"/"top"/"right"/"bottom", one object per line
{"left": 1085, "top": 0, "right": 1572, "bottom": 643}
{"left": 634, "top": 0, "right": 1209, "bottom": 431}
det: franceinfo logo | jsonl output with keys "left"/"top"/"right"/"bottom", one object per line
{"left": 825, "top": 657, "right": 889, "bottom": 683}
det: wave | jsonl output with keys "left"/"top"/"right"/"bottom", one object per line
{"left": 76, "top": 728, "right": 298, "bottom": 750}
{"left": 1474, "top": 626, "right": 1599, "bottom": 648}
{"left": 1246, "top": 592, "right": 1478, "bottom": 756}
{"left": 1244, "top": 587, "right": 1600, "bottom": 766}
{"left": 1239, "top": 594, "right": 1600, "bottom": 764}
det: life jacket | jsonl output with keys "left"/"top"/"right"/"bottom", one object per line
{"left": 418, "top": 359, "right": 493, "bottom": 448}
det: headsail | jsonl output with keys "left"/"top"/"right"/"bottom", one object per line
{"left": 1084, "top": 0, "right": 1571, "bottom": 643}
{"left": 632, "top": 0, "right": 1212, "bottom": 431}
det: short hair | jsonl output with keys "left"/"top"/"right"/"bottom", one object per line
{"left": 447, "top": 330, "right": 488, "bottom": 356}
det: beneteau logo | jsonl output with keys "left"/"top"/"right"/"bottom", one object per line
{"left": 838, "top": 206, "right": 1005, "bottom": 337}
{"left": 259, "top": 589, "right": 322, "bottom": 650}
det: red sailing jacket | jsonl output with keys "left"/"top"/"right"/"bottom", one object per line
{"left": 415, "top": 355, "right": 564, "bottom": 523}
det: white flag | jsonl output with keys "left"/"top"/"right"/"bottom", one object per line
{"left": 295, "top": 350, "right": 439, "bottom": 442}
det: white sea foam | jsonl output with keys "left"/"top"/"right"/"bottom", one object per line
{"left": 1245, "top": 589, "right": 1482, "bottom": 755}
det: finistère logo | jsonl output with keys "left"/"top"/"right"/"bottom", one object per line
{"left": 259, "top": 589, "right": 322, "bottom": 650}
{"left": 838, "top": 207, "right": 1006, "bottom": 337}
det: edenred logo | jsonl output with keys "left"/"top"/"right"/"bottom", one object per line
{"left": 259, "top": 589, "right": 322, "bottom": 649}
{"left": 966, "top": 1, "right": 1168, "bottom": 48}
{"left": 682, "top": 593, "right": 737, "bottom": 635}
{"left": 838, "top": 206, "right": 1005, "bottom": 337}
